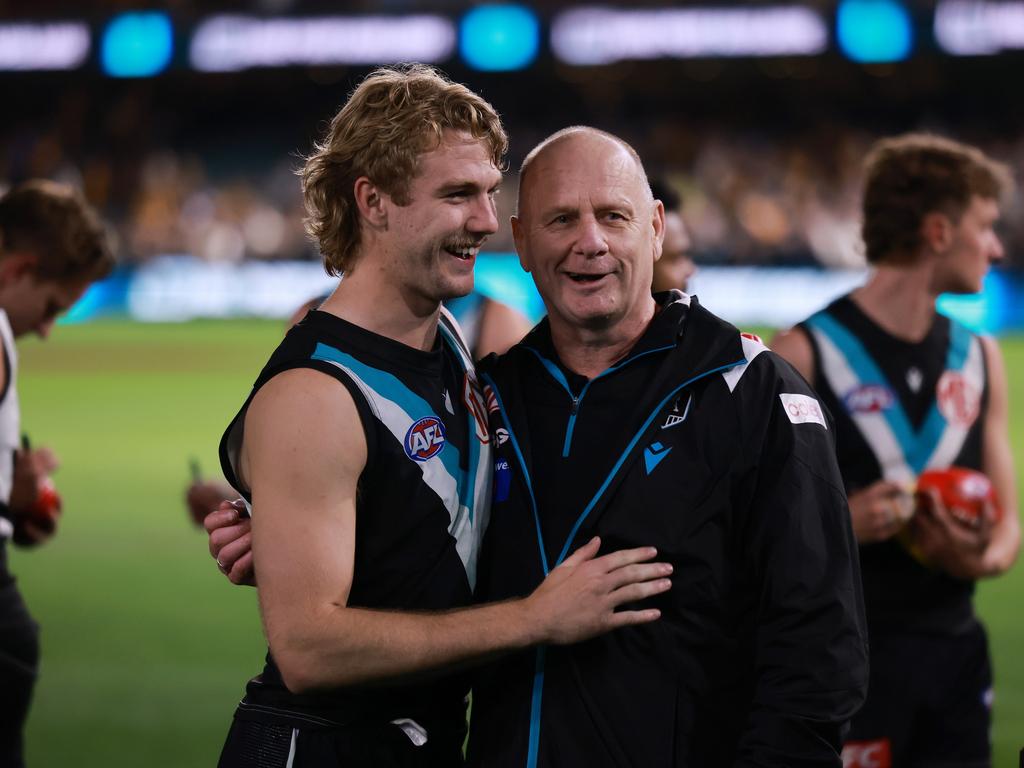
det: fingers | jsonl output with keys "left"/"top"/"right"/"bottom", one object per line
{"left": 208, "top": 521, "right": 251, "bottom": 558}
{"left": 227, "top": 551, "right": 256, "bottom": 586}
{"left": 606, "top": 561, "right": 673, "bottom": 591}
{"left": 608, "top": 577, "right": 673, "bottom": 606}
{"left": 605, "top": 608, "right": 662, "bottom": 629}
{"left": 34, "top": 447, "right": 60, "bottom": 474}
{"left": 216, "top": 530, "right": 253, "bottom": 572}
{"left": 589, "top": 545, "right": 660, "bottom": 573}
{"left": 204, "top": 505, "right": 242, "bottom": 533}
{"left": 559, "top": 536, "right": 601, "bottom": 567}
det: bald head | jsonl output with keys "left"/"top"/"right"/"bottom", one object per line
{"left": 517, "top": 127, "right": 652, "bottom": 220}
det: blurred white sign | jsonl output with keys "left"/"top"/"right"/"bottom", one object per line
{"left": 190, "top": 14, "right": 456, "bottom": 71}
{"left": 551, "top": 6, "right": 828, "bottom": 65}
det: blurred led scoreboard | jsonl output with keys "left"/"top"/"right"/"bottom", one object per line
{"left": 2, "top": 1, "right": 1024, "bottom": 77}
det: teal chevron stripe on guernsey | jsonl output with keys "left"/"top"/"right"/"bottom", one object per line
{"left": 947, "top": 318, "right": 971, "bottom": 371}
{"left": 806, "top": 313, "right": 923, "bottom": 468}
{"left": 311, "top": 342, "right": 463, "bottom": 484}
{"left": 437, "top": 323, "right": 481, "bottom": 522}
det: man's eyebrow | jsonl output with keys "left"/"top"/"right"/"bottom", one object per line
{"left": 435, "top": 179, "right": 500, "bottom": 196}
{"left": 537, "top": 204, "right": 576, "bottom": 219}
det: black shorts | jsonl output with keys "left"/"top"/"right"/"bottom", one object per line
{"left": 0, "top": 546, "right": 41, "bottom": 768}
{"left": 217, "top": 699, "right": 466, "bottom": 768}
{"left": 844, "top": 621, "right": 992, "bottom": 768}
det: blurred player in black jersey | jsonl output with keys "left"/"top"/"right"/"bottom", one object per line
{"left": 0, "top": 180, "right": 113, "bottom": 767}
{"left": 211, "top": 66, "right": 669, "bottom": 768}
{"left": 648, "top": 177, "right": 696, "bottom": 293}
{"left": 773, "top": 134, "right": 1020, "bottom": 767}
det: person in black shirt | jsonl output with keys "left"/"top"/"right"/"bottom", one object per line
{"left": 467, "top": 127, "right": 867, "bottom": 767}
{"left": 773, "top": 133, "right": 1019, "bottom": 766}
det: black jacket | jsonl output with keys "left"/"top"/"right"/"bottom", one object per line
{"left": 469, "top": 294, "right": 868, "bottom": 768}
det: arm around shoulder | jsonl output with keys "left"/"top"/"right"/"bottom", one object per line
{"left": 243, "top": 368, "right": 672, "bottom": 692}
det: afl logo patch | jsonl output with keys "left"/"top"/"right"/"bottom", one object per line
{"left": 404, "top": 416, "right": 447, "bottom": 462}
{"left": 843, "top": 384, "right": 895, "bottom": 414}
{"left": 936, "top": 371, "right": 980, "bottom": 427}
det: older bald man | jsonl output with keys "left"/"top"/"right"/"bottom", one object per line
{"left": 468, "top": 127, "right": 868, "bottom": 767}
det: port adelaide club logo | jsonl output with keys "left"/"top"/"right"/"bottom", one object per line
{"left": 405, "top": 416, "right": 447, "bottom": 462}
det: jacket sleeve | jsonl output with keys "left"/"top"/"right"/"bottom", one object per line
{"left": 734, "top": 358, "right": 869, "bottom": 767}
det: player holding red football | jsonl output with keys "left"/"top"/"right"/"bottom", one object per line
{"left": 773, "top": 134, "right": 1019, "bottom": 767}
{"left": 0, "top": 180, "right": 114, "bottom": 768}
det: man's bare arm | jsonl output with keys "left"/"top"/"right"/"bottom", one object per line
{"left": 769, "top": 326, "right": 815, "bottom": 384}
{"left": 242, "top": 368, "right": 671, "bottom": 694}
{"left": 911, "top": 337, "right": 1019, "bottom": 579}
{"left": 977, "top": 336, "right": 1018, "bottom": 575}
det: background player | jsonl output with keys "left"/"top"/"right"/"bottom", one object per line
{"left": 772, "top": 133, "right": 1019, "bottom": 766}
{"left": 649, "top": 177, "right": 696, "bottom": 293}
{"left": 0, "top": 180, "right": 113, "bottom": 768}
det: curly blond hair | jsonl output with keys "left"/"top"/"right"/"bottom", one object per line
{"left": 302, "top": 65, "right": 508, "bottom": 276}
{"left": 862, "top": 133, "right": 1012, "bottom": 265}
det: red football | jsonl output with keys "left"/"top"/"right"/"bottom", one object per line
{"left": 31, "top": 478, "right": 63, "bottom": 530}
{"left": 916, "top": 467, "right": 1001, "bottom": 528}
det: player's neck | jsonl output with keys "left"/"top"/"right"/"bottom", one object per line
{"left": 548, "top": 298, "right": 657, "bottom": 380}
{"left": 852, "top": 263, "right": 939, "bottom": 344}
{"left": 320, "top": 271, "right": 440, "bottom": 353}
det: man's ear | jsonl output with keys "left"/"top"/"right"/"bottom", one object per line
{"left": 511, "top": 215, "right": 531, "bottom": 273}
{"left": 0, "top": 251, "right": 38, "bottom": 283}
{"left": 921, "top": 211, "right": 954, "bottom": 254}
{"left": 651, "top": 200, "right": 666, "bottom": 264}
{"left": 353, "top": 177, "right": 388, "bottom": 229}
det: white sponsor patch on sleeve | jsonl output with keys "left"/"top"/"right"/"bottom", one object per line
{"left": 779, "top": 393, "right": 827, "bottom": 429}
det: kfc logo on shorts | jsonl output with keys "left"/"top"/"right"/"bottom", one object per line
{"left": 404, "top": 416, "right": 447, "bottom": 462}
{"left": 936, "top": 370, "right": 980, "bottom": 428}
{"left": 843, "top": 384, "right": 895, "bottom": 414}
{"left": 779, "top": 393, "right": 828, "bottom": 429}
{"left": 841, "top": 739, "right": 891, "bottom": 768}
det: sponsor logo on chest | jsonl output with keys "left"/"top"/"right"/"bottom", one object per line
{"left": 936, "top": 370, "right": 980, "bottom": 427}
{"left": 404, "top": 416, "right": 447, "bottom": 462}
{"left": 843, "top": 384, "right": 895, "bottom": 414}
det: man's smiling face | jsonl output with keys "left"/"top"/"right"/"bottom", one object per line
{"left": 513, "top": 132, "right": 664, "bottom": 334}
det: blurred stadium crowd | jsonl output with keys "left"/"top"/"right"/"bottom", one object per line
{"left": 3, "top": 78, "right": 1023, "bottom": 272}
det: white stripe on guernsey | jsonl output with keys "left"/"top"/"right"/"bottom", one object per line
{"left": 321, "top": 359, "right": 467, "bottom": 544}
{"left": 452, "top": 441, "right": 492, "bottom": 591}
{"left": 925, "top": 334, "right": 984, "bottom": 470}
{"left": 286, "top": 727, "right": 297, "bottom": 768}
{"left": 810, "top": 326, "right": 915, "bottom": 485}
{"left": 0, "top": 309, "right": 20, "bottom": 509}
{"left": 439, "top": 305, "right": 474, "bottom": 370}
{"left": 722, "top": 334, "right": 770, "bottom": 393}
{"left": 437, "top": 313, "right": 493, "bottom": 591}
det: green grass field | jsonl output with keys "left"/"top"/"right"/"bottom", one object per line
{"left": 9, "top": 319, "right": 1024, "bottom": 766}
